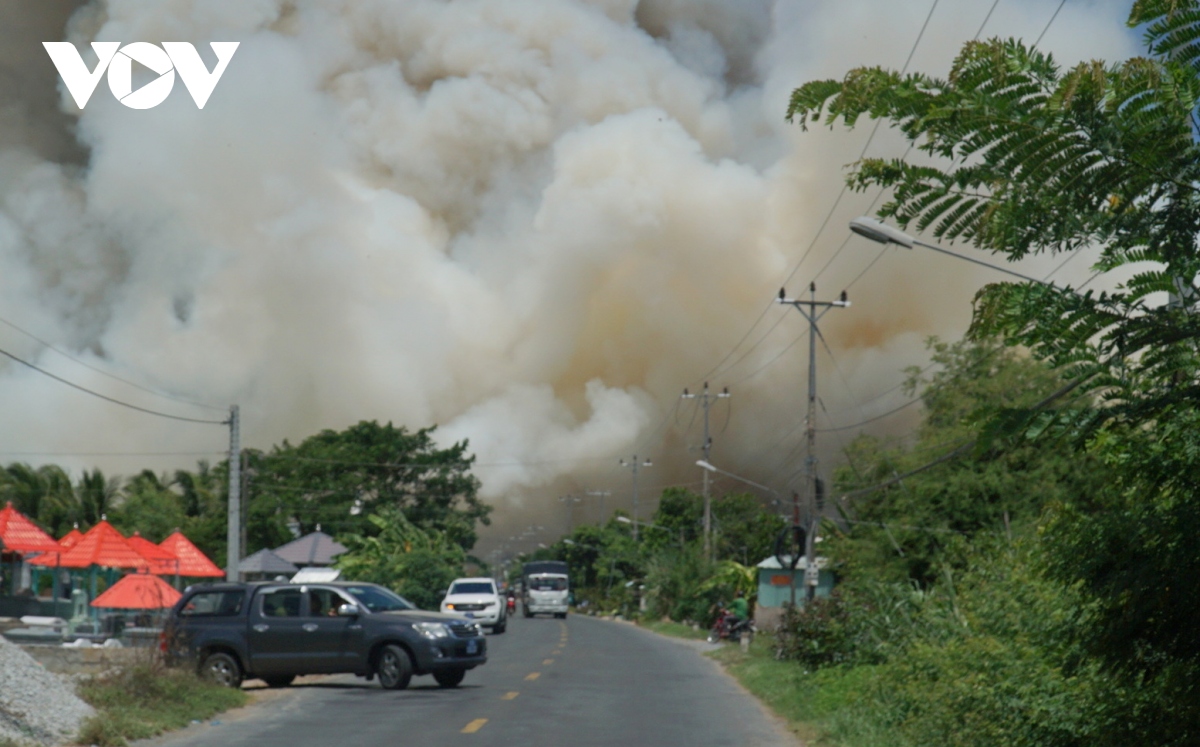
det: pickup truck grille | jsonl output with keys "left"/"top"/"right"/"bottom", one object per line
{"left": 449, "top": 603, "right": 487, "bottom": 611}
{"left": 447, "top": 621, "right": 479, "bottom": 638}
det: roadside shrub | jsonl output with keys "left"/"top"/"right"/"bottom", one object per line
{"left": 76, "top": 663, "right": 247, "bottom": 746}
{"left": 773, "top": 591, "right": 863, "bottom": 669}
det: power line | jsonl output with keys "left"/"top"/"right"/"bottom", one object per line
{"left": 974, "top": 0, "right": 1003, "bottom": 40}
{"left": 0, "top": 316, "right": 225, "bottom": 412}
{"left": 688, "top": 1, "right": 944, "bottom": 390}
{"left": 0, "top": 345, "right": 228, "bottom": 425}
{"left": 0, "top": 451, "right": 223, "bottom": 458}
{"left": 1034, "top": 0, "right": 1068, "bottom": 46}
{"left": 816, "top": 397, "right": 922, "bottom": 433}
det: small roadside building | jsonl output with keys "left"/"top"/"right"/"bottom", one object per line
{"left": 237, "top": 548, "right": 298, "bottom": 581}
{"left": 272, "top": 530, "right": 347, "bottom": 569}
{"left": 753, "top": 555, "right": 835, "bottom": 631}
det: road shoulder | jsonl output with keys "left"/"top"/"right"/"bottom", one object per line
{"left": 592, "top": 614, "right": 809, "bottom": 747}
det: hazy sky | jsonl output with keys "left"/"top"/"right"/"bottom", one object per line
{"left": 0, "top": 0, "right": 1140, "bottom": 550}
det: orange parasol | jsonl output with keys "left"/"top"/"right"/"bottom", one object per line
{"left": 158, "top": 531, "right": 223, "bottom": 577}
{"left": 0, "top": 502, "right": 62, "bottom": 554}
{"left": 90, "top": 572, "right": 182, "bottom": 609}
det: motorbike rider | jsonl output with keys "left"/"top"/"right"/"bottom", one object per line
{"left": 728, "top": 590, "right": 749, "bottom": 629}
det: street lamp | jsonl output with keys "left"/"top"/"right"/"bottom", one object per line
{"left": 695, "top": 460, "right": 781, "bottom": 498}
{"left": 849, "top": 216, "right": 1050, "bottom": 286}
{"left": 616, "top": 516, "right": 684, "bottom": 548}
{"left": 619, "top": 456, "right": 653, "bottom": 541}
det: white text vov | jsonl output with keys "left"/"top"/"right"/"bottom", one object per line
{"left": 43, "top": 42, "right": 239, "bottom": 110}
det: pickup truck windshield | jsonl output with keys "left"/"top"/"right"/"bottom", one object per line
{"left": 450, "top": 582, "right": 494, "bottom": 595}
{"left": 345, "top": 585, "right": 416, "bottom": 612}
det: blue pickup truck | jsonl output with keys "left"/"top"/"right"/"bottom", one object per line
{"left": 165, "top": 581, "right": 487, "bottom": 690}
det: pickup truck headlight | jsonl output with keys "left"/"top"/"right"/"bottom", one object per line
{"left": 413, "top": 622, "right": 451, "bottom": 639}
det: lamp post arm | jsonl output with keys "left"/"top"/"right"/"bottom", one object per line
{"left": 695, "top": 460, "right": 780, "bottom": 498}
{"left": 911, "top": 239, "right": 1050, "bottom": 286}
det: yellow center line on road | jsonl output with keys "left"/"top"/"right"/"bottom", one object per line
{"left": 525, "top": 672, "right": 541, "bottom": 681}
{"left": 543, "top": 658, "right": 554, "bottom": 665}
{"left": 501, "top": 691, "right": 519, "bottom": 700}
{"left": 461, "top": 719, "right": 488, "bottom": 734}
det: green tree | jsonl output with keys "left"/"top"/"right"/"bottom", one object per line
{"left": 0, "top": 463, "right": 76, "bottom": 536}
{"left": 790, "top": 1, "right": 1200, "bottom": 734}
{"left": 652, "top": 487, "right": 785, "bottom": 563}
{"left": 335, "top": 506, "right": 467, "bottom": 609}
{"left": 832, "top": 337, "right": 1107, "bottom": 586}
{"left": 254, "top": 421, "right": 489, "bottom": 551}
{"left": 110, "top": 470, "right": 186, "bottom": 542}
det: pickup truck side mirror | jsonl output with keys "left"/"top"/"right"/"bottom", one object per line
{"left": 337, "top": 603, "right": 360, "bottom": 617}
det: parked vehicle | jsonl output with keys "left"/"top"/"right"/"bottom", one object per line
{"left": 439, "top": 577, "right": 506, "bottom": 633}
{"left": 521, "top": 561, "right": 570, "bottom": 618}
{"left": 164, "top": 581, "right": 487, "bottom": 690}
{"left": 706, "top": 607, "right": 754, "bottom": 644}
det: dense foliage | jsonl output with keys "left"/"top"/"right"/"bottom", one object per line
{"left": 519, "top": 488, "right": 778, "bottom": 624}
{"left": 0, "top": 420, "right": 489, "bottom": 578}
{"left": 333, "top": 507, "right": 467, "bottom": 609}
{"left": 775, "top": 5, "right": 1200, "bottom": 739}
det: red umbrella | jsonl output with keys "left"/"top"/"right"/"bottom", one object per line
{"left": 127, "top": 533, "right": 179, "bottom": 575}
{"left": 158, "top": 531, "right": 224, "bottom": 577}
{"left": 0, "top": 502, "right": 62, "bottom": 554}
{"left": 91, "top": 572, "right": 182, "bottom": 609}
{"left": 28, "top": 519, "right": 148, "bottom": 569}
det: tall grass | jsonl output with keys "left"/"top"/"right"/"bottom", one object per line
{"left": 76, "top": 663, "right": 247, "bottom": 746}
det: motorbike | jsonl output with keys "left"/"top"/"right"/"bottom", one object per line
{"left": 705, "top": 610, "right": 753, "bottom": 643}
{"left": 506, "top": 596, "right": 517, "bottom": 615}
{"left": 707, "top": 607, "right": 754, "bottom": 644}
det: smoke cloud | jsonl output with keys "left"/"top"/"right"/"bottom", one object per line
{"left": 0, "top": 0, "right": 1138, "bottom": 549}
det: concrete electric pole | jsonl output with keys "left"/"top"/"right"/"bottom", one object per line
{"left": 682, "top": 382, "right": 730, "bottom": 559}
{"left": 558, "top": 494, "right": 582, "bottom": 534}
{"left": 226, "top": 404, "right": 241, "bottom": 582}
{"left": 585, "top": 489, "right": 612, "bottom": 524}
{"left": 778, "top": 284, "right": 849, "bottom": 601}
{"left": 618, "top": 456, "right": 652, "bottom": 541}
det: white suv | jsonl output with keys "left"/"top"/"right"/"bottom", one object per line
{"left": 440, "top": 577, "right": 506, "bottom": 633}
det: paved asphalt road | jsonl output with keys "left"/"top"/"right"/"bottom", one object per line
{"left": 142, "top": 614, "right": 798, "bottom": 747}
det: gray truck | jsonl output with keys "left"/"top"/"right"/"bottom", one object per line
{"left": 164, "top": 581, "right": 487, "bottom": 690}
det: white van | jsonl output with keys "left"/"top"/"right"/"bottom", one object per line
{"left": 522, "top": 561, "right": 570, "bottom": 618}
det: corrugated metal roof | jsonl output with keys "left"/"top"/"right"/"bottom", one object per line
{"left": 273, "top": 531, "right": 347, "bottom": 566}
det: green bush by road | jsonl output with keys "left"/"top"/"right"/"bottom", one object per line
{"left": 76, "top": 664, "right": 247, "bottom": 747}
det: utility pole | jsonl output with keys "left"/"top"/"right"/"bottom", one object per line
{"left": 239, "top": 451, "right": 249, "bottom": 575}
{"left": 585, "top": 489, "right": 611, "bottom": 524}
{"left": 682, "top": 382, "right": 730, "bottom": 559}
{"left": 618, "top": 455, "right": 652, "bottom": 541}
{"left": 778, "top": 284, "right": 849, "bottom": 601}
{"left": 558, "top": 494, "right": 582, "bottom": 534}
{"left": 226, "top": 404, "right": 241, "bottom": 582}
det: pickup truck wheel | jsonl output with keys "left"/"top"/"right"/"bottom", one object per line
{"left": 200, "top": 652, "right": 242, "bottom": 688}
{"left": 493, "top": 620, "right": 506, "bottom": 634}
{"left": 377, "top": 644, "right": 413, "bottom": 690}
{"left": 262, "top": 675, "right": 295, "bottom": 688}
{"left": 433, "top": 668, "right": 466, "bottom": 688}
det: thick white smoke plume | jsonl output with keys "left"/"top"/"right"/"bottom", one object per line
{"left": 0, "top": 0, "right": 1138, "bottom": 547}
